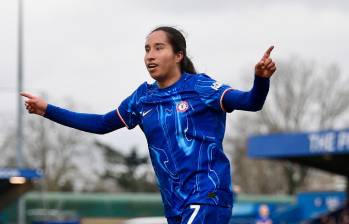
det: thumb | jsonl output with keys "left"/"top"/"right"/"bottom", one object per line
{"left": 25, "top": 99, "right": 36, "bottom": 104}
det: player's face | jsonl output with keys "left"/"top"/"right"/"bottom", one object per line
{"left": 259, "top": 205, "right": 270, "bottom": 217}
{"left": 144, "top": 31, "right": 182, "bottom": 82}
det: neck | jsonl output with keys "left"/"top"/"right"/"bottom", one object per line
{"left": 157, "top": 68, "right": 182, "bottom": 89}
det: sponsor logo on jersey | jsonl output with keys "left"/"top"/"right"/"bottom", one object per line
{"left": 142, "top": 109, "right": 152, "bottom": 116}
{"left": 211, "top": 81, "right": 222, "bottom": 91}
{"left": 176, "top": 101, "right": 189, "bottom": 112}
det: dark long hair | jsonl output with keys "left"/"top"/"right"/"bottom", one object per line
{"left": 151, "top": 26, "right": 197, "bottom": 74}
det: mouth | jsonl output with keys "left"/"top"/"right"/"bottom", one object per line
{"left": 147, "top": 63, "right": 159, "bottom": 71}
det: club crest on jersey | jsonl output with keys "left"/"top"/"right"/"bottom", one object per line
{"left": 176, "top": 101, "right": 189, "bottom": 112}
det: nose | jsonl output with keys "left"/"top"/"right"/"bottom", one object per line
{"left": 145, "top": 49, "right": 156, "bottom": 62}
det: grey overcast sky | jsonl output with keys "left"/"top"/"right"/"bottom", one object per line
{"left": 1, "top": 0, "right": 348, "bottom": 153}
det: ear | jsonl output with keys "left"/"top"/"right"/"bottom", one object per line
{"left": 175, "top": 51, "right": 184, "bottom": 63}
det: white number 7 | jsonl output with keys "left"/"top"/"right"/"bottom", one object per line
{"left": 187, "top": 204, "right": 201, "bottom": 224}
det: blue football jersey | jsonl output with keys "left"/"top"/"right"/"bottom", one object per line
{"left": 117, "top": 72, "right": 234, "bottom": 217}
{"left": 256, "top": 217, "right": 273, "bottom": 224}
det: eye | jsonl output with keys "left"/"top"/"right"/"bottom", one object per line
{"left": 145, "top": 47, "right": 150, "bottom": 53}
{"left": 156, "top": 45, "right": 164, "bottom": 51}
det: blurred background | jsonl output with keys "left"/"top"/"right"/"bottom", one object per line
{"left": 0, "top": 0, "right": 348, "bottom": 223}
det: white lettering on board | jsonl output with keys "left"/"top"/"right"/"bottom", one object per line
{"left": 337, "top": 131, "right": 349, "bottom": 151}
{"left": 308, "top": 132, "right": 336, "bottom": 153}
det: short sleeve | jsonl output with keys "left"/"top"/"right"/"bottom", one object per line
{"left": 117, "top": 83, "right": 146, "bottom": 129}
{"left": 194, "top": 74, "right": 233, "bottom": 112}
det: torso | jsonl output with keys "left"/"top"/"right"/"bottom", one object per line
{"left": 118, "top": 73, "right": 234, "bottom": 217}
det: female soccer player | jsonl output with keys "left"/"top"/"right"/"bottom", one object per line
{"left": 21, "top": 26, "right": 276, "bottom": 224}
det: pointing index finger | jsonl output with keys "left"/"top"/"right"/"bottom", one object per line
{"left": 262, "top": 46, "right": 274, "bottom": 60}
{"left": 20, "top": 92, "right": 35, "bottom": 99}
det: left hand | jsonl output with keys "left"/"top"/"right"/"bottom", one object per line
{"left": 255, "top": 46, "right": 276, "bottom": 78}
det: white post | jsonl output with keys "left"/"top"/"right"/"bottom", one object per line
{"left": 17, "top": 0, "right": 26, "bottom": 223}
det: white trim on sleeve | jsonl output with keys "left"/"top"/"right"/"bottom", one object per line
{"left": 220, "top": 87, "right": 234, "bottom": 112}
{"left": 116, "top": 108, "right": 130, "bottom": 129}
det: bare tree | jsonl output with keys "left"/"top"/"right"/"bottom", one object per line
{"left": 23, "top": 111, "right": 105, "bottom": 192}
{"left": 94, "top": 140, "right": 158, "bottom": 192}
{"left": 0, "top": 99, "right": 105, "bottom": 192}
{"left": 1, "top": 99, "right": 157, "bottom": 193}
{"left": 0, "top": 126, "right": 16, "bottom": 167}
{"left": 227, "top": 56, "right": 349, "bottom": 194}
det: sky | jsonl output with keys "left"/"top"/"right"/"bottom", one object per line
{"left": 0, "top": 0, "right": 348, "bottom": 154}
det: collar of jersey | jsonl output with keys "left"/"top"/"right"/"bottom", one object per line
{"left": 153, "top": 72, "right": 189, "bottom": 92}
{"left": 141, "top": 72, "right": 193, "bottom": 104}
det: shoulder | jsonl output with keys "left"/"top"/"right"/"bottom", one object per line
{"left": 193, "top": 73, "right": 217, "bottom": 81}
{"left": 134, "top": 81, "right": 148, "bottom": 94}
{"left": 192, "top": 73, "right": 225, "bottom": 92}
{"left": 120, "top": 82, "right": 148, "bottom": 107}
{"left": 128, "top": 81, "right": 149, "bottom": 100}
{"left": 186, "top": 73, "right": 215, "bottom": 83}
{"left": 177, "top": 72, "right": 218, "bottom": 89}
{"left": 190, "top": 73, "right": 232, "bottom": 110}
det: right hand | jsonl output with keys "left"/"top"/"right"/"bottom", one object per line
{"left": 20, "top": 92, "right": 48, "bottom": 116}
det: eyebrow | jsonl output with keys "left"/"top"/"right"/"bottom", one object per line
{"left": 145, "top": 43, "right": 166, "bottom": 48}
